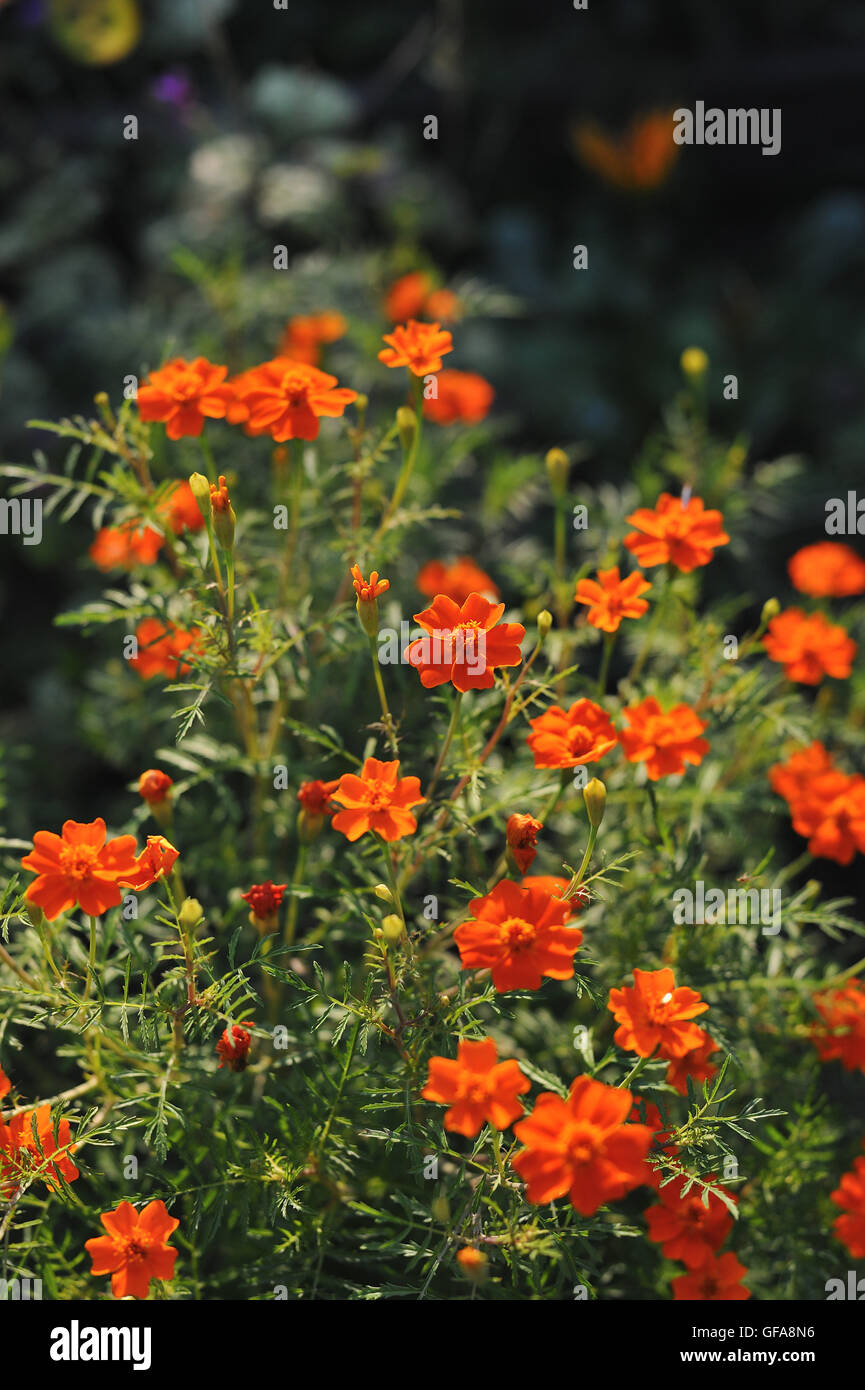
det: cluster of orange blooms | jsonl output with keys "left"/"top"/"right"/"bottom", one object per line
{"left": 17, "top": 293, "right": 865, "bottom": 1298}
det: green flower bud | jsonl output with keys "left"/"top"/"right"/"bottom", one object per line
{"left": 583, "top": 777, "right": 607, "bottom": 829}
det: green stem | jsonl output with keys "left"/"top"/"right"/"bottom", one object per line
{"left": 377, "top": 375, "right": 424, "bottom": 532}
{"left": 427, "top": 692, "right": 463, "bottom": 800}
{"left": 596, "top": 631, "right": 616, "bottom": 698}
{"left": 367, "top": 636, "right": 399, "bottom": 753}
{"left": 83, "top": 916, "right": 98, "bottom": 1002}
{"left": 199, "top": 433, "right": 217, "bottom": 484}
{"left": 569, "top": 825, "right": 598, "bottom": 895}
{"left": 284, "top": 842, "right": 308, "bottom": 949}
{"left": 621, "top": 1051, "right": 652, "bottom": 1089}
{"left": 381, "top": 842, "right": 406, "bottom": 926}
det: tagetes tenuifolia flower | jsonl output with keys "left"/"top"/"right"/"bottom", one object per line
{"left": 456, "top": 1246, "right": 487, "bottom": 1279}
{"left": 424, "top": 370, "right": 494, "bottom": 425}
{"left": 666, "top": 1030, "right": 719, "bottom": 1095}
{"left": 619, "top": 697, "right": 709, "bottom": 780}
{"left": 331, "top": 758, "right": 425, "bottom": 842}
{"left": 130, "top": 618, "right": 199, "bottom": 680}
{"left": 512, "top": 1076, "right": 653, "bottom": 1215}
{"left": 279, "top": 311, "right": 346, "bottom": 365}
{"left": 454, "top": 879, "right": 582, "bottom": 992}
{"left": 788, "top": 542, "right": 865, "bottom": 598}
{"left": 770, "top": 742, "right": 865, "bottom": 865}
{"left": 763, "top": 608, "right": 856, "bottom": 685}
{"left": 812, "top": 980, "right": 865, "bottom": 1073}
{"left": 506, "top": 813, "right": 543, "bottom": 873}
{"left": 379, "top": 320, "right": 453, "bottom": 376}
{"left": 85, "top": 1200, "right": 179, "bottom": 1300}
{"left": 137, "top": 357, "right": 235, "bottom": 440}
{"left": 831, "top": 1145, "right": 865, "bottom": 1259}
{"left": 0, "top": 1067, "right": 9, "bottom": 1101}
{"left": 297, "top": 780, "right": 338, "bottom": 815}
{"left": 89, "top": 521, "right": 162, "bottom": 571}
{"left": 216, "top": 1023, "right": 253, "bottom": 1072}
{"left": 118, "top": 836, "right": 179, "bottom": 892}
{"left": 0, "top": 1105, "right": 80, "bottom": 1196}
{"left": 672, "top": 1251, "right": 750, "bottom": 1301}
{"left": 624, "top": 492, "right": 729, "bottom": 572}
{"left": 351, "top": 565, "right": 389, "bottom": 601}
{"left": 406, "top": 593, "right": 525, "bottom": 692}
{"left": 608, "top": 968, "right": 709, "bottom": 1059}
{"left": 138, "top": 769, "right": 173, "bottom": 805}
{"left": 645, "top": 1175, "right": 734, "bottom": 1269}
{"left": 421, "top": 1038, "right": 530, "bottom": 1137}
{"left": 527, "top": 698, "right": 617, "bottom": 770}
{"left": 241, "top": 880, "right": 287, "bottom": 928}
{"left": 21, "top": 818, "right": 139, "bottom": 920}
{"left": 384, "top": 271, "right": 432, "bottom": 322}
{"left": 233, "top": 358, "right": 357, "bottom": 441}
{"left": 572, "top": 110, "right": 679, "bottom": 190}
{"left": 574, "top": 566, "right": 651, "bottom": 633}
{"left": 417, "top": 558, "right": 499, "bottom": 605}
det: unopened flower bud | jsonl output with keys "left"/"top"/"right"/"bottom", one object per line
{"left": 178, "top": 897, "right": 204, "bottom": 933}
{"left": 188, "top": 472, "right": 212, "bottom": 522}
{"left": 396, "top": 405, "right": 417, "bottom": 454}
{"left": 537, "top": 609, "right": 553, "bottom": 640}
{"left": 381, "top": 914, "right": 405, "bottom": 945}
{"left": 583, "top": 777, "right": 607, "bottom": 829}
{"left": 351, "top": 564, "right": 390, "bottom": 638}
{"left": 680, "top": 346, "right": 709, "bottom": 380}
{"left": 760, "top": 597, "right": 781, "bottom": 627}
{"left": 545, "top": 447, "right": 569, "bottom": 497}
{"left": 373, "top": 883, "right": 393, "bottom": 902}
{"left": 456, "top": 1247, "right": 488, "bottom": 1282}
{"left": 210, "top": 475, "right": 236, "bottom": 550}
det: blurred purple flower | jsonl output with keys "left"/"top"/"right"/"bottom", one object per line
{"left": 151, "top": 70, "right": 193, "bottom": 108}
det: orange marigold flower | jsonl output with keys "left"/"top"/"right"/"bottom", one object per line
{"left": 118, "top": 835, "right": 179, "bottom": 892}
{"left": 454, "top": 879, "right": 582, "bottom": 992}
{"left": 421, "top": 1037, "right": 530, "bottom": 1137}
{"left": 812, "top": 980, "right": 865, "bottom": 1073}
{"left": 89, "top": 522, "right": 163, "bottom": 571}
{"left": 406, "top": 593, "right": 524, "bottom": 693}
{"left": 351, "top": 565, "right": 390, "bottom": 601}
{"left": 574, "top": 565, "right": 651, "bottom": 633}
{"left": 216, "top": 1023, "right": 253, "bottom": 1072}
{"left": 138, "top": 769, "right": 173, "bottom": 806}
{"left": 506, "top": 813, "right": 543, "bottom": 873}
{"left": 384, "top": 271, "right": 433, "bottom": 322}
{"left": 512, "top": 1075, "right": 653, "bottom": 1214}
{"left": 129, "top": 617, "right": 199, "bottom": 680}
{"left": 645, "top": 1174, "right": 734, "bottom": 1269}
{"left": 137, "top": 357, "right": 235, "bottom": 440}
{"left": 331, "top": 758, "right": 425, "bottom": 843}
{"left": 788, "top": 542, "right": 865, "bottom": 598}
{"left": 572, "top": 110, "right": 679, "bottom": 190}
{"left": 456, "top": 1246, "right": 487, "bottom": 1279}
{"left": 423, "top": 370, "right": 494, "bottom": 425}
{"left": 769, "top": 740, "right": 835, "bottom": 807}
{"left": 279, "top": 311, "right": 347, "bottom": 365}
{"left": 417, "top": 558, "right": 499, "bottom": 605}
{"left": 20, "top": 817, "right": 139, "bottom": 920}
{"left": 624, "top": 492, "right": 729, "bottom": 572}
{"left": 672, "top": 1251, "right": 750, "bottom": 1301}
{"left": 378, "top": 320, "right": 453, "bottom": 377}
{"left": 763, "top": 607, "right": 856, "bottom": 685}
{"left": 527, "top": 698, "right": 617, "bottom": 770}
{"left": 234, "top": 358, "right": 357, "bottom": 441}
{"left": 426, "top": 288, "right": 462, "bottom": 322}
{"left": 241, "top": 880, "right": 287, "bottom": 928}
{"left": 665, "top": 1029, "right": 719, "bottom": 1095}
{"left": 608, "top": 967, "right": 709, "bottom": 1060}
{"left": 619, "top": 696, "right": 709, "bottom": 780}
{"left": 0, "top": 1103, "right": 80, "bottom": 1196}
{"left": 0, "top": 1066, "right": 9, "bottom": 1101}
{"left": 520, "top": 874, "right": 590, "bottom": 911}
{"left": 831, "top": 1145, "right": 865, "bottom": 1259}
{"left": 85, "top": 1199, "right": 179, "bottom": 1300}
{"left": 297, "top": 779, "right": 339, "bottom": 816}
{"left": 786, "top": 773, "right": 865, "bottom": 865}
{"left": 156, "top": 480, "right": 206, "bottom": 534}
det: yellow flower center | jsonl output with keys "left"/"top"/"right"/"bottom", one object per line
{"left": 59, "top": 843, "right": 100, "bottom": 880}
{"left": 499, "top": 916, "right": 536, "bottom": 951}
